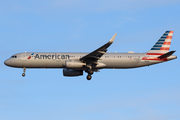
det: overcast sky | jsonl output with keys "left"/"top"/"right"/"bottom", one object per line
{"left": 0, "top": 0, "right": 180, "bottom": 120}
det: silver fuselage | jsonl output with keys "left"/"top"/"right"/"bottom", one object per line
{"left": 4, "top": 52, "right": 177, "bottom": 69}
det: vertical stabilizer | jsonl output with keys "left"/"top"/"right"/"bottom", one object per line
{"left": 147, "top": 31, "right": 173, "bottom": 55}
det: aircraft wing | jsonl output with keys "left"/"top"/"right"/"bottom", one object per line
{"left": 80, "top": 33, "right": 117, "bottom": 62}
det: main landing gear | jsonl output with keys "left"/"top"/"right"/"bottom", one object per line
{"left": 22, "top": 67, "right": 26, "bottom": 77}
{"left": 86, "top": 69, "right": 94, "bottom": 80}
{"left": 87, "top": 75, "right": 92, "bottom": 80}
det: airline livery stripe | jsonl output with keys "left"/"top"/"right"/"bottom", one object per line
{"left": 160, "top": 47, "right": 170, "bottom": 50}
{"left": 166, "top": 36, "right": 172, "bottom": 39}
{"left": 165, "top": 31, "right": 173, "bottom": 33}
{"left": 161, "top": 37, "right": 167, "bottom": 38}
{"left": 156, "top": 42, "right": 164, "bottom": 44}
{"left": 159, "top": 38, "right": 166, "bottom": 40}
{"left": 146, "top": 53, "right": 164, "bottom": 55}
{"left": 163, "top": 32, "right": 168, "bottom": 35}
{"left": 142, "top": 57, "right": 167, "bottom": 61}
{"left": 147, "top": 50, "right": 169, "bottom": 53}
{"left": 151, "top": 48, "right": 161, "bottom": 50}
{"left": 162, "top": 35, "right": 168, "bottom": 37}
{"left": 164, "top": 39, "right": 172, "bottom": 42}
{"left": 162, "top": 45, "right": 170, "bottom": 47}
{"left": 163, "top": 42, "right": 171, "bottom": 45}
{"left": 169, "top": 31, "right": 174, "bottom": 33}
{"left": 153, "top": 45, "right": 162, "bottom": 47}
{"left": 168, "top": 33, "right": 173, "bottom": 36}
{"left": 158, "top": 40, "right": 165, "bottom": 42}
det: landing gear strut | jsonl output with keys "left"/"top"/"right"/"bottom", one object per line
{"left": 88, "top": 69, "right": 94, "bottom": 74}
{"left": 86, "top": 69, "right": 94, "bottom": 80}
{"left": 22, "top": 67, "right": 26, "bottom": 77}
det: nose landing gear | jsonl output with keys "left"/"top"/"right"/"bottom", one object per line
{"left": 22, "top": 67, "right": 26, "bottom": 77}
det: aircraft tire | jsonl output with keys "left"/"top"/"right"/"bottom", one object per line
{"left": 87, "top": 75, "right": 92, "bottom": 80}
{"left": 22, "top": 73, "right": 25, "bottom": 77}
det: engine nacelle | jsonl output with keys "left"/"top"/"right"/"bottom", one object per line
{"left": 65, "top": 60, "right": 86, "bottom": 68}
{"left": 63, "top": 68, "right": 83, "bottom": 76}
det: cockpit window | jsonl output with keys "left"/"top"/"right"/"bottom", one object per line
{"left": 11, "top": 56, "right": 17, "bottom": 58}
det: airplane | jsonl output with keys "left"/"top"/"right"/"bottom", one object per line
{"left": 4, "top": 31, "right": 177, "bottom": 80}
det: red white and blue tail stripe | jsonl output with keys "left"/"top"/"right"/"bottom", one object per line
{"left": 147, "top": 31, "right": 173, "bottom": 55}
{"left": 142, "top": 31, "right": 174, "bottom": 61}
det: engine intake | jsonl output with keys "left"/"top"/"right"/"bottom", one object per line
{"left": 63, "top": 68, "right": 83, "bottom": 76}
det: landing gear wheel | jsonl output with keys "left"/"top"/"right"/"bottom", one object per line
{"left": 22, "top": 67, "right": 26, "bottom": 77}
{"left": 22, "top": 73, "right": 25, "bottom": 77}
{"left": 87, "top": 75, "right": 92, "bottom": 80}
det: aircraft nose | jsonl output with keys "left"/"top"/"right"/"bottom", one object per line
{"left": 4, "top": 59, "right": 10, "bottom": 66}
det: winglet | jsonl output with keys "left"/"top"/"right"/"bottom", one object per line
{"left": 80, "top": 33, "right": 117, "bottom": 62}
{"left": 109, "top": 33, "right": 117, "bottom": 43}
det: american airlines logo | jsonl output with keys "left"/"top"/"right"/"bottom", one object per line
{"left": 30, "top": 54, "right": 70, "bottom": 60}
{"left": 27, "top": 53, "right": 34, "bottom": 59}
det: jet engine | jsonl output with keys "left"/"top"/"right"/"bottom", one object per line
{"left": 63, "top": 68, "right": 83, "bottom": 76}
{"left": 65, "top": 60, "right": 86, "bottom": 68}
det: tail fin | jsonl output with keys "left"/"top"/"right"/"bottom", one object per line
{"left": 147, "top": 31, "right": 173, "bottom": 55}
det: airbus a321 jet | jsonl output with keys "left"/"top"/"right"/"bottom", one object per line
{"left": 4, "top": 31, "right": 177, "bottom": 80}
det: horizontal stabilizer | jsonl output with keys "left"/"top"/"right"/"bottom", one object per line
{"left": 158, "top": 51, "right": 176, "bottom": 59}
